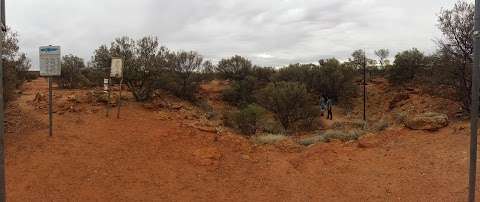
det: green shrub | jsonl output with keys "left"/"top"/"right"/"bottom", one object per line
{"left": 2, "top": 29, "right": 32, "bottom": 103}
{"left": 81, "top": 67, "right": 104, "bottom": 87}
{"left": 274, "top": 64, "right": 316, "bottom": 88}
{"left": 109, "top": 36, "right": 167, "bottom": 101}
{"left": 216, "top": 55, "right": 253, "bottom": 80}
{"left": 256, "top": 81, "right": 319, "bottom": 131}
{"left": 387, "top": 48, "right": 426, "bottom": 85}
{"left": 227, "top": 104, "right": 267, "bottom": 135}
{"left": 56, "top": 54, "right": 88, "bottom": 89}
{"left": 222, "top": 76, "right": 257, "bottom": 106}
{"left": 25, "top": 71, "right": 39, "bottom": 82}
{"left": 167, "top": 51, "right": 203, "bottom": 101}
{"left": 260, "top": 117, "right": 285, "bottom": 134}
{"left": 107, "top": 37, "right": 205, "bottom": 101}
{"left": 252, "top": 66, "right": 275, "bottom": 84}
{"left": 314, "top": 59, "right": 358, "bottom": 109}
{"left": 273, "top": 59, "right": 357, "bottom": 109}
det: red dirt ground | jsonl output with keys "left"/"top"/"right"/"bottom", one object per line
{"left": 4, "top": 78, "right": 479, "bottom": 201}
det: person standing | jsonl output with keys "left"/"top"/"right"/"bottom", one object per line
{"left": 326, "top": 98, "right": 333, "bottom": 120}
{"left": 319, "top": 96, "right": 326, "bottom": 117}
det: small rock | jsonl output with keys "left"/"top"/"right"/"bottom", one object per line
{"left": 241, "top": 154, "right": 251, "bottom": 160}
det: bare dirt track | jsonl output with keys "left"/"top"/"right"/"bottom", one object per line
{"left": 5, "top": 78, "right": 479, "bottom": 201}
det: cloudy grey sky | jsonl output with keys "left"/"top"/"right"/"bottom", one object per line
{"left": 8, "top": 0, "right": 457, "bottom": 69}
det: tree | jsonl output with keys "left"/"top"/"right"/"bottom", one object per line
{"left": 3, "top": 50, "right": 31, "bottom": 103}
{"left": 350, "top": 49, "right": 366, "bottom": 70}
{"left": 216, "top": 55, "right": 253, "bottom": 80}
{"left": 316, "top": 58, "right": 358, "bottom": 105}
{"left": 57, "top": 54, "right": 88, "bottom": 89}
{"left": 1, "top": 28, "right": 31, "bottom": 103}
{"left": 91, "top": 44, "right": 112, "bottom": 76}
{"left": 387, "top": 48, "right": 425, "bottom": 85}
{"left": 375, "top": 49, "right": 390, "bottom": 68}
{"left": 256, "top": 82, "right": 319, "bottom": 130}
{"left": 436, "top": 0, "right": 474, "bottom": 111}
{"left": 222, "top": 75, "right": 258, "bottom": 106}
{"left": 14, "top": 53, "right": 32, "bottom": 84}
{"left": 169, "top": 51, "right": 203, "bottom": 100}
{"left": 111, "top": 36, "right": 164, "bottom": 101}
{"left": 199, "top": 60, "right": 216, "bottom": 81}
{"left": 252, "top": 66, "right": 275, "bottom": 84}
{"left": 274, "top": 63, "right": 317, "bottom": 92}
{"left": 201, "top": 60, "right": 215, "bottom": 74}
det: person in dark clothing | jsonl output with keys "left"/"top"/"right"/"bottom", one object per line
{"left": 326, "top": 98, "right": 333, "bottom": 120}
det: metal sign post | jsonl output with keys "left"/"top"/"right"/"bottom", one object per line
{"left": 469, "top": 1, "right": 480, "bottom": 201}
{"left": 105, "top": 78, "right": 110, "bottom": 117}
{"left": 117, "top": 77, "right": 123, "bottom": 119}
{"left": 0, "top": 0, "right": 6, "bottom": 200}
{"left": 363, "top": 50, "right": 367, "bottom": 122}
{"left": 48, "top": 77, "right": 52, "bottom": 136}
{"left": 110, "top": 58, "right": 123, "bottom": 119}
{"left": 39, "top": 45, "right": 61, "bottom": 137}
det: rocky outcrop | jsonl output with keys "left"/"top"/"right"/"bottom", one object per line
{"left": 405, "top": 112, "right": 449, "bottom": 131}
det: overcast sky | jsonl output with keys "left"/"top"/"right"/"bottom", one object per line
{"left": 8, "top": 0, "right": 458, "bottom": 69}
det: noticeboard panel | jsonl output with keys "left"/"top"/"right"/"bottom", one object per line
{"left": 39, "top": 46, "right": 61, "bottom": 76}
{"left": 110, "top": 58, "right": 123, "bottom": 78}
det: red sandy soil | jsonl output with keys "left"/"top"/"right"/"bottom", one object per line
{"left": 4, "top": 78, "right": 479, "bottom": 201}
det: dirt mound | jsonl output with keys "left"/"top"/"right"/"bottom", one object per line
{"left": 348, "top": 78, "right": 461, "bottom": 130}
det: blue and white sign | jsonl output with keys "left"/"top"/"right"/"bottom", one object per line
{"left": 39, "top": 46, "right": 61, "bottom": 76}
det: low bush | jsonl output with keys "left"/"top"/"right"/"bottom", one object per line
{"left": 260, "top": 117, "right": 285, "bottom": 134}
{"left": 221, "top": 76, "right": 258, "bottom": 106}
{"left": 25, "top": 71, "right": 39, "bottom": 82}
{"left": 387, "top": 48, "right": 426, "bottom": 85}
{"left": 81, "top": 68, "right": 105, "bottom": 87}
{"left": 252, "top": 66, "right": 275, "bottom": 84}
{"left": 225, "top": 104, "right": 266, "bottom": 135}
{"left": 56, "top": 54, "right": 87, "bottom": 89}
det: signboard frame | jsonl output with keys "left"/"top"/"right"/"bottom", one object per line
{"left": 39, "top": 45, "right": 61, "bottom": 137}
{"left": 0, "top": 0, "right": 6, "bottom": 200}
{"left": 110, "top": 57, "right": 123, "bottom": 78}
{"left": 39, "top": 46, "right": 61, "bottom": 77}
